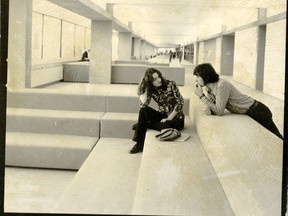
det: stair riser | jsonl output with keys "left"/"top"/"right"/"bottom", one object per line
{"left": 6, "top": 116, "right": 100, "bottom": 137}
{"left": 107, "top": 96, "right": 190, "bottom": 114}
{"left": 101, "top": 119, "right": 136, "bottom": 138}
{"left": 7, "top": 93, "right": 106, "bottom": 112}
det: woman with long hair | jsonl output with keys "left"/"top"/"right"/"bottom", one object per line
{"left": 130, "top": 68, "right": 185, "bottom": 154}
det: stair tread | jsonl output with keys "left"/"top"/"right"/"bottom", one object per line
{"left": 132, "top": 116, "right": 233, "bottom": 215}
{"left": 53, "top": 137, "right": 141, "bottom": 214}
{"left": 101, "top": 112, "right": 138, "bottom": 120}
{"left": 7, "top": 107, "right": 104, "bottom": 119}
{"left": 6, "top": 132, "right": 98, "bottom": 148}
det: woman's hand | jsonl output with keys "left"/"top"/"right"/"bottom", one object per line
{"left": 194, "top": 84, "right": 203, "bottom": 97}
{"left": 160, "top": 118, "right": 168, "bottom": 123}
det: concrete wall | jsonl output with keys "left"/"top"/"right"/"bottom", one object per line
{"left": 198, "top": 39, "right": 217, "bottom": 71}
{"left": 31, "top": 65, "right": 63, "bottom": 87}
{"left": 118, "top": 32, "right": 132, "bottom": 60}
{"left": 214, "top": 37, "right": 222, "bottom": 73}
{"left": 263, "top": 19, "right": 286, "bottom": 100}
{"left": 233, "top": 27, "right": 258, "bottom": 88}
{"left": 29, "top": 0, "right": 91, "bottom": 87}
{"left": 220, "top": 35, "right": 235, "bottom": 76}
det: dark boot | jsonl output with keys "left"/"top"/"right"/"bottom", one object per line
{"left": 129, "top": 143, "right": 143, "bottom": 154}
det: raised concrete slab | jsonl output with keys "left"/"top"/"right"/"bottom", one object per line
{"left": 6, "top": 132, "right": 98, "bottom": 170}
{"left": 6, "top": 108, "right": 104, "bottom": 137}
{"left": 106, "top": 94, "right": 190, "bottom": 115}
{"left": 189, "top": 94, "right": 283, "bottom": 215}
{"left": 114, "top": 60, "right": 147, "bottom": 65}
{"left": 52, "top": 138, "right": 142, "bottom": 215}
{"left": 100, "top": 112, "right": 138, "bottom": 138}
{"left": 132, "top": 116, "right": 234, "bottom": 215}
{"left": 7, "top": 90, "right": 106, "bottom": 112}
{"left": 63, "top": 62, "right": 90, "bottom": 82}
{"left": 111, "top": 64, "right": 185, "bottom": 85}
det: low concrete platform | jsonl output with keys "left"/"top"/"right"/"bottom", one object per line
{"left": 132, "top": 117, "right": 234, "bottom": 215}
{"left": 111, "top": 64, "right": 185, "bottom": 85}
{"left": 52, "top": 138, "right": 142, "bottom": 215}
{"left": 6, "top": 132, "right": 98, "bottom": 170}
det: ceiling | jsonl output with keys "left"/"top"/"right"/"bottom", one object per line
{"left": 91, "top": 0, "right": 286, "bottom": 48}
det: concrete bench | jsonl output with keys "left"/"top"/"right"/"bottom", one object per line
{"left": 7, "top": 90, "right": 106, "bottom": 112}
{"left": 111, "top": 64, "right": 185, "bottom": 85}
{"left": 132, "top": 116, "right": 234, "bottom": 215}
{"left": 5, "top": 132, "right": 98, "bottom": 170}
{"left": 6, "top": 108, "right": 104, "bottom": 137}
{"left": 113, "top": 60, "right": 147, "bottom": 65}
{"left": 52, "top": 137, "right": 142, "bottom": 214}
{"left": 189, "top": 94, "right": 283, "bottom": 215}
{"left": 5, "top": 108, "right": 104, "bottom": 170}
{"left": 63, "top": 62, "right": 90, "bottom": 82}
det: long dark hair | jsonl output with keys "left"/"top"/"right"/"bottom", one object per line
{"left": 193, "top": 63, "right": 219, "bottom": 84}
{"left": 137, "top": 68, "right": 167, "bottom": 96}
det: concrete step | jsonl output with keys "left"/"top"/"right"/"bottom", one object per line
{"left": 107, "top": 93, "right": 190, "bottom": 115}
{"left": 52, "top": 138, "right": 142, "bottom": 214}
{"left": 100, "top": 112, "right": 138, "bottom": 138}
{"left": 7, "top": 90, "right": 106, "bottom": 112}
{"left": 6, "top": 132, "right": 98, "bottom": 170}
{"left": 6, "top": 108, "right": 104, "bottom": 137}
{"left": 190, "top": 93, "right": 283, "bottom": 215}
{"left": 132, "top": 116, "right": 234, "bottom": 215}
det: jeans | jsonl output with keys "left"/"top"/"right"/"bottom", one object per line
{"left": 132, "top": 106, "right": 185, "bottom": 146}
{"left": 246, "top": 100, "right": 283, "bottom": 139}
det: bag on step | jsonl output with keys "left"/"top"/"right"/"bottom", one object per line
{"left": 155, "top": 128, "right": 181, "bottom": 141}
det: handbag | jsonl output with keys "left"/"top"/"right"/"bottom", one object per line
{"left": 155, "top": 128, "right": 181, "bottom": 141}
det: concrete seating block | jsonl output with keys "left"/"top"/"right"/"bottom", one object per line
{"left": 189, "top": 95, "right": 283, "bottom": 215}
{"left": 106, "top": 94, "right": 190, "bottom": 115}
{"left": 111, "top": 64, "right": 185, "bottom": 85}
{"left": 100, "top": 112, "right": 138, "bottom": 138}
{"left": 132, "top": 116, "right": 233, "bottom": 215}
{"left": 63, "top": 62, "right": 90, "bottom": 82}
{"left": 6, "top": 108, "right": 104, "bottom": 137}
{"left": 5, "top": 132, "right": 98, "bottom": 170}
{"left": 114, "top": 60, "right": 147, "bottom": 65}
{"left": 7, "top": 91, "right": 106, "bottom": 112}
{"left": 52, "top": 138, "right": 142, "bottom": 214}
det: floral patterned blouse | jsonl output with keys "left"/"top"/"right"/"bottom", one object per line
{"left": 144, "top": 80, "right": 184, "bottom": 119}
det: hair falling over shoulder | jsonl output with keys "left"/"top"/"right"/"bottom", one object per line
{"left": 137, "top": 68, "right": 167, "bottom": 96}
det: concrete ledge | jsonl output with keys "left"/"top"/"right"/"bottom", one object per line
{"left": 5, "top": 132, "right": 98, "bottom": 170}
{"left": 189, "top": 94, "right": 283, "bottom": 215}
{"left": 63, "top": 62, "right": 90, "bottom": 82}
{"left": 106, "top": 94, "right": 190, "bottom": 115}
{"left": 132, "top": 116, "right": 233, "bottom": 215}
{"left": 111, "top": 64, "right": 185, "bottom": 85}
{"left": 113, "top": 60, "right": 147, "bottom": 65}
{"left": 52, "top": 138, "right": 142, "bottom": 214}
{"left": 100, "top": 112, "right": 138, "bottom": 138}
{"left": 7, "top": 91, "right": 106, "bottom": 112}
{"left": 6, "top": 108, "right": 104, "bottom": 137}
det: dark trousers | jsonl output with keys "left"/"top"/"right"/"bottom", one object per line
{"left": 246, "top": 101, "right": 283, "bottom": 139}
{"left": 133, "top": 106, "right": 185, "bottom": 146}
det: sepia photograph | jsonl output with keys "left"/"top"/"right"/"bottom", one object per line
{"left": 1, "top": 0, "right": 287, "bottom": 215}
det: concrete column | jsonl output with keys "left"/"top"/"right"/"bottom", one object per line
{"left": 133, "top": 38, "right": 141, "bottom": 59}
{"left": 8, "top": 0, "right": 32, "bottom": 90}
{"left": 90, "top": 20, "right": 112, "bottom": 84}
{"left": 140, "top": 40, "right": 146, "bottom": 60}
{"left": 118, "top": 32, "right": 132, "bottom": 60}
